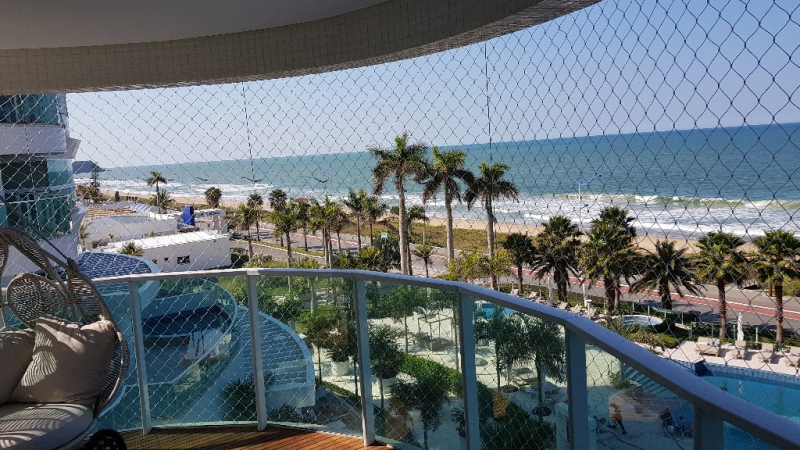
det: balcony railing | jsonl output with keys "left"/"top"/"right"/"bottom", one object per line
{"left": 93, "top": 268, "right": 800, "bottom": 450}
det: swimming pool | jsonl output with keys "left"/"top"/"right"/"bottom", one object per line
{"left": 477, "top": 303, "right": 513, "bottom": 318}
{"left": 143, "top": 304, "right": 231, "bottom": 339}
{"left": 623, "top": 315, "right": 663, "bottom": 326}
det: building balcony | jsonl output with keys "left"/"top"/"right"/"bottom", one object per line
{"left": 84, "top": 268, "right": 800, "bottom": 450}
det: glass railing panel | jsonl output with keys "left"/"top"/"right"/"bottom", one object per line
{"left": 584, "top": 343, "right": 695, "bottom": 449}
{"left": 97, "top": 276, "right": 254, "bottom": 429}
{"left": 472, "top": 301, "right": 565, "bottom": 450}
{"left": 275, "top": 275, "right": 363, "bottom": 436}
{"left": 724, "top": 422, "right": 779, "bottom": 450}
{"left": 366, "top": 282, "right": 464, "bottom": 449}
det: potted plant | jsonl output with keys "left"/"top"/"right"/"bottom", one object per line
{"left": 369, "top": 326, "right": 404, "bottom": 407}
{"left": 327, "top": 343, "right": 352, "bottom": 376}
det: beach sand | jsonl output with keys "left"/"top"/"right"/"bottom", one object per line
{"left": 103, "top": 189, "right": 705, "bottom": 253}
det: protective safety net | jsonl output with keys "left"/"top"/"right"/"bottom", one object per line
{"left": 1, "top": 1, "right": 799, "bottom": 449}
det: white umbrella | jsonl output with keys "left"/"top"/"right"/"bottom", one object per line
{"left": 736, "top": 313, "right": 745, "bottom": 342}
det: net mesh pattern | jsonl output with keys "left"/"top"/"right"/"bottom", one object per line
{"left": 0, "top": 0, "right": 799, "bottom": 449}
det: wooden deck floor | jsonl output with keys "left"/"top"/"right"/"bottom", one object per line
{"left": 120, "top": 425, "right": 390, "bottom": 450}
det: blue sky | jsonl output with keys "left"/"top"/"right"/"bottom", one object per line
{"left": 67, "top": 0, "right": 800, "bottom": 168}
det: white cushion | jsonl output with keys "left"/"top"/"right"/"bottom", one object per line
{"left": 0, "top": 403, "right": 93, "bottom": 450}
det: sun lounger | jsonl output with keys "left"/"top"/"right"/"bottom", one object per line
{"left": 695, "top": 337, "right": 720, "bottom": 357}
{"left": 732, "top": 341, "right": 748, "bottom": 359}
{"left": 758, "top": 343, "right": 775, "bottom": 363}
{"left": 556, "top": 302, "right": 569, "bottom": 310}
{"left": 785, "top": 346, "right": 800, "bottom": 367}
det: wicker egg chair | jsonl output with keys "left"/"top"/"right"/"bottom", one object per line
{"left": 0, "top": 228, "right": 130, "bottom": 450}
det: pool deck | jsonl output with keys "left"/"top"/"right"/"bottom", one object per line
{"left": 660, "top": 341, "right": 800, "bottom": 377}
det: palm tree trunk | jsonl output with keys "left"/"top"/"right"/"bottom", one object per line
{"left": 614, "top": 280, "right": 621, "bottom": 311}
{"left": 286, "top": 231, "right": 292, "bottom": 263}
{"left": 255, "top": 217, "right": 261, "bottom": 241}
{"left": 661, "top": 279, "right": 672, "bottom": 310}
{"left": 486, "top": 197, "right": 498, "bottom": 290}
{"left": 557, "top": 261, "right": 567, "bottom": 301}
{"left": 445, "top": 192, "right": 455, "bottom": 261}
{"left": 718, "top": 280, "right": 727, "bottom": 341}
{"left": 336, "top": 231, "right": 342, "bottom": 253}
{"left": 775, "top": 283, "right": 784, "bottom": 346}
{"left": 356, "top": 217, "right": 362, "bottom": 249}
{"left": 424, "top": 260, "right": 430, "bottom": 278}
{"left": 369, "top": 222, "right": 374, "bottom": 246}
{"left": 604, "top": 277, "right": 614, "bottom": 316}
{"left": 408, "top": 245, "right": 414, "bottom": 276}
{"left": 397, "top": 183, "right": 410, "bottom": 275}
{"left": 247, "top": 229, "right": 254, "bottom": 260}
{"left": 517, "top": 263, "right": 524, "bottom": 295}
{"left": 303, "top": 227, "right": 309, "bottom": 251}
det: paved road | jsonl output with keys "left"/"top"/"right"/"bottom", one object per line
{"left": 238, "top": 224, "right": 799, "bottom": 332}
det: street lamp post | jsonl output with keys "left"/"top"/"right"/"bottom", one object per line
{"left": 575, "top": 174, "right": 600, "bottom": 311}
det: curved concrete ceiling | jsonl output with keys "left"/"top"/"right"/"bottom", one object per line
{"left": 0, "top": 0, "right": 386, "bottom": 49}
{"left": 0, "top": 0, "right": 600, "bottom": 94}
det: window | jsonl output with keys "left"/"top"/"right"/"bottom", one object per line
{"left": 177, "top": 256, "right": 190, "bottom": 265}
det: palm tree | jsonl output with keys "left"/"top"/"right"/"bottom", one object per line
{"left": 465, "top": 162, "right": 519, "bottom": 290}
{"left": 118, "top": 242, "right": 144, "bottom": 257}
{"left": 247, "top": 193, "right": 264, "bottom": 242}
{"left": 421, "top": 147, "right": 474, "bottom": 261}
{"left": 631, "top": 240, "right": 703, "bottom": 310}
{"left": 391, "top": 368, "right": 450, "bottom": 450}
{"left": 694, "top": 231, "right": 748, "bottom": 342}
{"left": 581, "top": 207, "right": 638, "bottom": 316}
{"left": 343, "top": 189, "right": 369, "bottom": 249}
{"left": 145, "top": 171, "right": 168, "bottom": 213}
{"left": 533, "top": 215, "right": 581, "bottom": 303}
{"left": 236, "top": 204, "right": 259, "bottom": 259}
{"left": 370, "top": 133, "right": 429, "bottom": 275}
{"left": 518, "top": 315, "right": 565, "bottom": 419}
{"left": 330, "top": 206, "right": 350, "bottom": 254}
{"left": 204, "top": 186, "right": 222, "bottom": 208}
{"left": 752, "top": 230, "right": 800, "bottom": 346}
{"left": 502, "top": 233, "right": 536, "bottom": 295}
{"left": 268, "top": 189, "right": 288, "bottom": 212}
{"left": 271, "top": 200, "right": 300, "bottom": 263}
{"left": 365, "top": 195, "right": 388, "bottom": 246}
{"left": 147, "top": 189, "right": 174, "bottom": 212}
{"left": 311, "top": 195, "right": 343, "bottom": 266}
{"left": 413, "top": 243, "right": 434, "bottom": 278}
{"left": 474, "top": 310, "right": 529, "bottom": 391}
{"left": 295, "top": 200, "right": 313, "bottom": 252}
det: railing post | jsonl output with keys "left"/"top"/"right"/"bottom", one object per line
{"left": 694, "top": 406, "right": 723, "bottom": 450}
{"left": 457, "top": 292, "right": 480, "bottom": 450}
{"left": 247, "top": 274, "right": 268, "bottom": 431}
{"left": 354, "top": 278, "right": 376, "bottom": 446}
{"left": 565, "top": 329, "right": 589, "bottom": 450}
{"left": 128, "top": 281, "right": 151, "bottom": 435}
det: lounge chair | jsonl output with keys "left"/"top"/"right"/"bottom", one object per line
{"left": 732, "top": 341, "right": 749, "bottom": 359}
{"left": 785, "top": 346, "right": 800, "bottom": 367}
{"left": 758, "top": 343, "right": 775, "bottom": 363}
{"left": 695, "top": 337, "right": 720, "bottom": 357}
{"left": 556, "top": 302, "right": 569, "bottom": 310}
{"left": 585, "top": 307, "right": 599, "bottom": 320}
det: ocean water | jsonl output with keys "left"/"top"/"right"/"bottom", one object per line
{"left": 81, "top": 123, "right": 800, "bottom": 240}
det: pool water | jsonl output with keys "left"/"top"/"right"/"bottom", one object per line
{"left": 706, "top": 375, "right": 800, "bottom": 421}
{"left": 477, "top": 303, "right": 513, "bottom": 318}
{"left": 623, "top": 315, "right": 663, "bottom": 326}
{"left": 143, "top": 304, "right": 230, "bottom": 338}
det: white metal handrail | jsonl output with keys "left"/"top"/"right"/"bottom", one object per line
{"left": 94, "top": 268, "right": 800, "bottom": 450}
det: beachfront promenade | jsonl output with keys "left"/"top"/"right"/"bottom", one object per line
{"left": 236, "top": 223, "right": 799, "bottom": 334}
